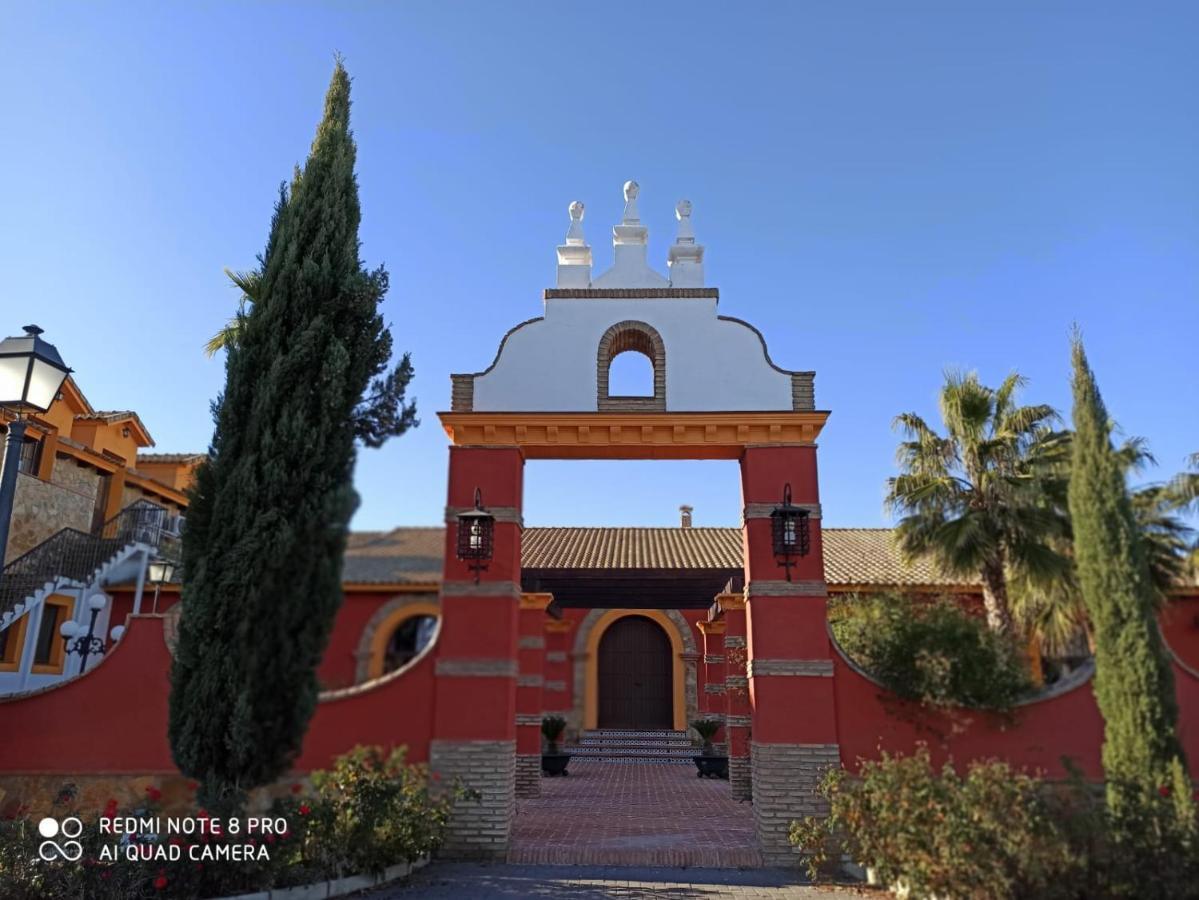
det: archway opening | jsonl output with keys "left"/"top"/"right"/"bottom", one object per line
{"left": 607, "top": 349, "right": 655, "bottom": 397}
{"left": 381, "top": 614, "right": 437, "bottom": 675}
{"left": 597, "top": 614, "right": 673, "bottom": 729}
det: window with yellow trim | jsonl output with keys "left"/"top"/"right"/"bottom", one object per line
{"left": 382, "top": 615, "right": 438, "bottom": 674}
{"left": 31, "top": 595, "right": 73, "bottom": 675}
{"left": 0, "top": 615, "right": 29, "bottom": 672}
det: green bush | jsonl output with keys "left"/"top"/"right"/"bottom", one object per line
{"left": 541, "top": 715, "right": 567, "bottom": 753}
{"left": 0, "top": 745, "right": 462, "bottom": 899}
{"left": 790, "top": 747, "right": 1199, "bottom": 900}
{"left": 689, "top": 719, "right": 722, "bottom": 754}
{"left": 829, "top": 592, "right": 1032, "bottom": 710}
{"left": 790, "top": 746, "right": 1077, "bottom": 900}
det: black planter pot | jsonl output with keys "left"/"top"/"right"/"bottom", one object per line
{"left": 542, "top": 753, "right": 572, "bottom": 776}
{"left": 693, "top": 755, "right": 729, "bottom": 779}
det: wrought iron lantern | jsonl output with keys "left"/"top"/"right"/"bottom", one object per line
{"left": 456, "top": 488, "right": 495, "bottom": 584}
{"left": 0, "top": 325, "right": 72, "bottom": 413}
{"left": 770, "top": 483, "right": 810, "bottom": 581}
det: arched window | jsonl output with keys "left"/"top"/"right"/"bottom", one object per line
{"left": 596, "top": 321, "right": 665, "bottom": 410}
{"left": 382, "top": 614, "right": 438, "bottom": 674}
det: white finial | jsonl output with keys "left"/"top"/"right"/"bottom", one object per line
{"left": 621, "top": 180, "right": 641, "bottom": 223}
{"left": 565, "top": 201, "right": 585, "bottom": 245}
{"left": 556, "top": 199, "right": 592, "bottom": 287}
{"left": 675, "top": 199, "right": 695, "bottom": 244}
{"left": 667, "top": 198, "right": 704, "bottom": 287}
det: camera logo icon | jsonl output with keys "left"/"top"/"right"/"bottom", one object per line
{"left": 37, "top": 816, "right": 84, "bottom": 862}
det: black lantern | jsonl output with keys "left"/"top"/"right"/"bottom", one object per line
{"left": 770, "top": 483, "right": 810, "bottom": 581}
{"left": 456, "top": 488, "right": 495, "bottom": 584}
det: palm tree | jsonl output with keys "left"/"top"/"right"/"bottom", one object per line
{"left": 1165, "top": 452, "right": 1199, "bottom": 576}
{"left": 886, "top": 371, "right": 1072, "bottom": 635}
{"left": 204, "top": 268, "right": 260, "bottom": 356}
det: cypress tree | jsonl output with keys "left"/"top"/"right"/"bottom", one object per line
{"left": 1067, "top": 334, "right": 1188, "bottom": 821}
{"left": 169, "top": 60, "right": 417, "bottom": 809}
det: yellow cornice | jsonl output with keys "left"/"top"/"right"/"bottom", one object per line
{"left": 342, "top": 582, "right": 441, "bottom": 594}
{"left": 544, "top": 619, "right": 575, "bottom": 633}
{"left": 697, "top": 620, "right": 727, "bottom": 635}
{"left": 437, "top": 411, "right": 828, "bottom": 460}
{"left": 520, "top": 592, "right": 554, "bottom": 610}
{"left": 716, "top": 593, "right": 746, "bottom": 612}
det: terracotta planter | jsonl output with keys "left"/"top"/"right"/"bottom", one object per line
{"left": 541, "top": 752, "right": 572, "bottom": 776}
{"left": 692, "top": 755, "right": 729, "bottom": 779}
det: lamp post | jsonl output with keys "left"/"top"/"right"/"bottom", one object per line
{"left": 0, "top": 325, "right": 72, "bottom": 563}
{"left": 147, "top": 558, "right": 178, "bottom": 614}
{"left": 59, "top": 593, "right": 109, "bottom": 674}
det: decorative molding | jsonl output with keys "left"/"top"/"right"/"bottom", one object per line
{"left": 517, "top": 674, "right": 544, "bottom": 688}
{"left": 544, "top": 679, "right": 567, "bottom": 692}
{"left": 435, "top": 658, "right": 518, "bottom": 678}
{"left": 727, "top": 675, "right": 748, "bottom": 688}
{"left": 518, "top": 636, "right": 545, "bottom": 650}
{"left": 519, "top": 592, "right": 553, "bottom": 610}
{"left": 747, "top": 658, "right": 834, "bottom": 678}
{"left": 515, "top": 713, "right": 543, "bottom": 726}
{"left": 717, "top": 593, "right": 746, "bottom": 612}
{"left": 705, "top": 683, "right": 727, "bottom": 694}
{"left": 724, "top": 635, "right": 747, "bottom": 649}
{"left": 440, "top": 581, "right": 522, "bottom": 598}
{"left": 725, "top": 714, "right": 752, "bottom": 727}
{"left": 697, "top": 620, "right": 726, "bottom": 635}
{"left": 437, "top": 411, "right": 830, "bottom": 460}
{"left": 742, "top": 502, "right": 821, "bottom": 521}
{"left": 445, "top": 505, "right": 523, "bottom": 526}
{"left": 545, "top": 651, "right": 567, "bottom": 663}
{"left": 704, "top": 654, "right": 724, "bottom": 665}
{"left": 544, "top": 620, "right": 575, "bottom": 634}
{"left": 747, "top": 580, "right": 827, "bottom": 597}
{"left": 544, "top": 288, "right": 719, "bottom": 299}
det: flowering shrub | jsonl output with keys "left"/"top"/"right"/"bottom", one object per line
{"left": 790, "top": 746, "right": 1199, "bottom": 900}
{"left": 829, "top": 592, "right": 1031, "bottom": 710}
{"left": 0, "top": 745, "right": 462, "bottom": 899}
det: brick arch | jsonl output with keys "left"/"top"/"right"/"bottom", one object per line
{"left": 570, "top": 608, "right": 698, "bottom": 733}
{"left": 596, "top": 320, "right": 666, "bottom": 411}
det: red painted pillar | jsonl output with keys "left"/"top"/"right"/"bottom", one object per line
{"left": 543, "top": 619, "right": 574, "bottom": 720}
{"left": 698, "top": 620, "right": 727, "bottom": 718}
{"left": 740, "top": 445, "right": 839, "bottom": 864}
{"left": 719, "top": 594, "right": 752, "bottom": 800}
{"left": 430, "top": 446, "right": 523, "bottom": 860}
{"left": 516, "top": 593, "right": 550, "bottom": 797}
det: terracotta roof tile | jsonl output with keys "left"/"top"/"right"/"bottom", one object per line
{"left": 339, "top": 525, "right": 982, "bottom": 588}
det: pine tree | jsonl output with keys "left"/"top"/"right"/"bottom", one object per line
{"left": 1067, "top": 334, "right": 1188, "bottom": 822}
{"left": 169, "top": 60, "right": 417, "bottom": 809}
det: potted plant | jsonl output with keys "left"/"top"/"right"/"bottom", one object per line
{"left": 690, "top": 718, "right": 728, "bottom": 778}
{"left": 541, "top": 715, "right": 571, "bottom": 776}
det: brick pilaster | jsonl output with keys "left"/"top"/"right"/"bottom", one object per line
{"left": 543, "top": 619, "right": 574, "bottom": 721}
{"left": 718, "top": 594, "right": 752, "bottom": 801}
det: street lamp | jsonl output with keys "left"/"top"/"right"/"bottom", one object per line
{"left": 770, "top": 483, "right": 811, "bottom": 582}
{"left": 455, "top": 488, "right": 495, "bottom": 584}
{"left": 148, "top": 558, "right": 178, "bottom": 614}
{"left": 59, "top": 593, "right": 109, "bottom": 674}
{"left": 0, "top": 325, "right": 72, "bottom": 562}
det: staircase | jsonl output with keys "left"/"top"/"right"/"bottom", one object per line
{"left": 570, "top": 729, "right": 701, "bottom": 764}
{"left": 0, "top": 500, "right": 179, "bottom": 632}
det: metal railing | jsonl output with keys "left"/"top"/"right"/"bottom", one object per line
{"left": 0, "top": 500, "right": 177, "bottom": 623}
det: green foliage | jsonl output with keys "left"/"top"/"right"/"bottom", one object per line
{"left": 886, "top": 370, "right": 1072, "bottom": 634}
{"left": 829, "top": 593, "right": 1032, "bottom": 710}
{"left": 0, "top": 747, "right": 458, "bottom": 899}
{"left": 1067, "top": 336, "right": 1190, "bottom": 825}
{"left": 790, "top": 747, "right": 1077, "bottom": 900}
{"left": 690, "top": 718, "right": 722, "bottom": 753}
{"left": 541, "top": 715, "right": 567, "bottom": 752}
{"left": 169, "top": 61, "right": 417, "bottom": 809}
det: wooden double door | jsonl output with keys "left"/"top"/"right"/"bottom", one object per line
{"left": 597, "top": 615, "right": 673, "bottom": 730}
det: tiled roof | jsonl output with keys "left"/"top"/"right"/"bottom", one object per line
{"left": 340, "top": 526, "right": 983, "bottom": 588}
{"left": 137, "top": 453, "right": 206, "bottom": 463}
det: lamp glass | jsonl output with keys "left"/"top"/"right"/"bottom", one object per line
{"left": 60, "top": 620, "right": 79, "bottom": 638}
{"left": 110, "top": 625, "right": 126, "bottom": 641}
{"left": 25, "top": 357, "right": 69, "bottom": 412}
{"left": 0, "top": 355, "right": 28, "bottom": 406}
{"left": 88, "top": 594, "right": 107, "bottom": 612}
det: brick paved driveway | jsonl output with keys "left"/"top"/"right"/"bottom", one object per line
{"left": 375, "top": 863, "right": 876, "bottom": 899}
{"left": 509, "top": 760, "right": 761, "bottom": 867}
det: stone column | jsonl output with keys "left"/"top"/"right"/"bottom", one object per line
{"left": 740, "top": 445, "right": 840, "bottom": 865}
{"left": 516, "top": 593, "right": 550, "bottom": 797}
{"left": 719, "top": 593, "right": 752, "bottom": 801}
{"left": 543, "top": 619, "right": 574, "bottom": 721}
{"left": 431, "top": 446, "right": 523, "bottom": 860}
{"left": 698, "top": 619, "right": 727, "bottom": 719}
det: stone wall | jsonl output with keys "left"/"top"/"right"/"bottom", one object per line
{"left": 750, "top": 741, "right": 841, "bottom": 866}
{"left": 429, "top": 739, "right": 515, "bottom": 860}
{"left": 5, "top": 469, "right": 97, "bottom": 562}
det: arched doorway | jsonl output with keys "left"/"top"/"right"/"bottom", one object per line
{"left": 597, "top": 615, "right": 673, "bottom": 729}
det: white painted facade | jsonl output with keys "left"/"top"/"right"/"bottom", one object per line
{"left": 463, "top": 182, "right": 809, "bottom": 414}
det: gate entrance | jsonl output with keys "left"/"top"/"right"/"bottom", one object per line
{"left": 598, "top": 615, "right": 672, "bottom": 729}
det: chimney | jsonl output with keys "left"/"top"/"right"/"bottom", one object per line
{"left": 679, "top": 505, "right": 693, "bottom": 528}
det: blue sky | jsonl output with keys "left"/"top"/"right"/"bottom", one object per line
{"left": 1, "top": 2, "right": 1196, "bottom": 530}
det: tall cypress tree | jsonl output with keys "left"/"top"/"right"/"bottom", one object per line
{"left": 1068, "top": 334, "right": 1188, "bottom": 821}
{"left": 169, "top": 61, "right": 417, "bottom": 809}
